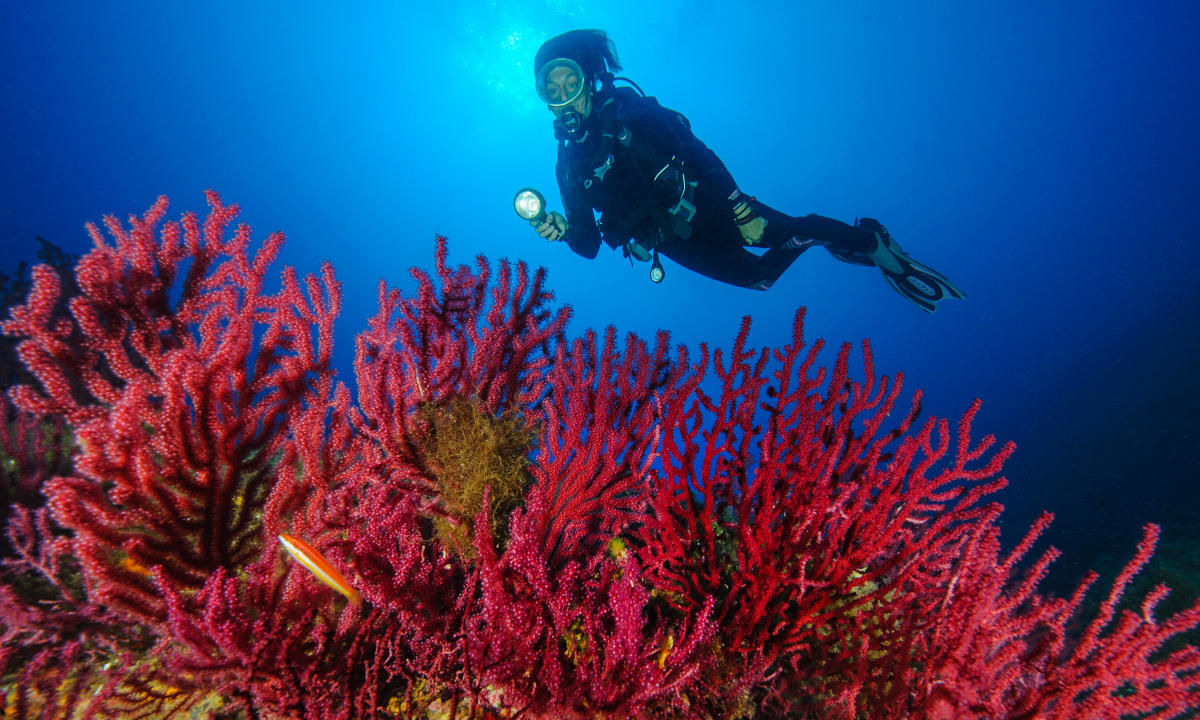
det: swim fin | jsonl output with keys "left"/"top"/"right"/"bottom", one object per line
{"left": 857, "top": 218, "right": 965, "bottom": 313}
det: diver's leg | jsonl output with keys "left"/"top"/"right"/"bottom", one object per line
{"left": 654, "top": 201, "right": 819, "bottom": 289}
{"left": 755, "top": 203, "right": 964, "bottom": 311}
{"left": 659, "top": 238, "right": 803, "bottom": 290}
{"left": 756, "top": 205, "right": 875, "bottom": 257}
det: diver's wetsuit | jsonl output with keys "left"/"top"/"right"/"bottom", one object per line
{"left": 555, "top": 85, "right": 876, "bottom": 289}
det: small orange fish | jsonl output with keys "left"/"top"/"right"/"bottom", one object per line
{"left": 278, "top": 534, "right": 362, "bottom": 605}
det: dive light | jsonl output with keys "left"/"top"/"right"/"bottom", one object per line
{"left": 515, "top": 186, "right": 667, "bottom": 284}
{"left": 513, "top": 188, "right": 547, "bottom": 224}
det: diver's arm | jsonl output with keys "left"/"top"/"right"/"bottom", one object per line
{"left": 556, "top": 160, "right": 602, "bottom": 259}
{"left": 563, "top": 205, "right": 601, "bottom": 259}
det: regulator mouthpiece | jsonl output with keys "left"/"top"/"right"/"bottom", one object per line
{"left": 559, "top": 110, "right": 583, "bottom": 136}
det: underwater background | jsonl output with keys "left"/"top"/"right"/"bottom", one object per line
{"left": 1, "top": 0, "right": 1197, "bottom": 605}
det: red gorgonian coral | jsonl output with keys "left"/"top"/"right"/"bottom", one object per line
{"left": 0, "top": 193, "right": 1196, "bottom": 718}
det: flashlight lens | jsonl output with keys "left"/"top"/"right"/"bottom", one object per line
{"left": 514, "top": 188, "right": 545, "bottom": 221}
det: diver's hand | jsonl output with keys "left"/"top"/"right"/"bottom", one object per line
{"left": 532, "top": 211, "right": 568, "bottom": 242}
{"left": 731, "top": 194, "right": 767, "bottom": 245}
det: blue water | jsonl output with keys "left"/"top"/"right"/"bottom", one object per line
{"left": 2, "top": 1, "right": 1197, "bottom": 596}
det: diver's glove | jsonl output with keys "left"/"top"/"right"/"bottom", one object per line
{"left": 858, "top": 218, "right": 966, "bottom": 313}
{"left": 532, "top": 211, "right": 568, "bottom": 242}
{"left": 729, "top": 190, "right": 767, "bottom": 245}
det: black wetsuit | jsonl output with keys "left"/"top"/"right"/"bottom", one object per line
{"left": 555, "top": 85, "right": 876, "bottom": 289}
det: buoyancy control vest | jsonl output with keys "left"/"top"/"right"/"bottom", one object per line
{"left": 557, "top": 80, "right": 700, "bottom": 266}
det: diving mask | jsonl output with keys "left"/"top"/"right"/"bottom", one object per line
{"left": 536, "top": 58, "right": 587, "bottom": 108}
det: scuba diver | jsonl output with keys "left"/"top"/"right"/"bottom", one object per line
{"left": 524, "top": 29, "right": 965, "bottom": 312}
